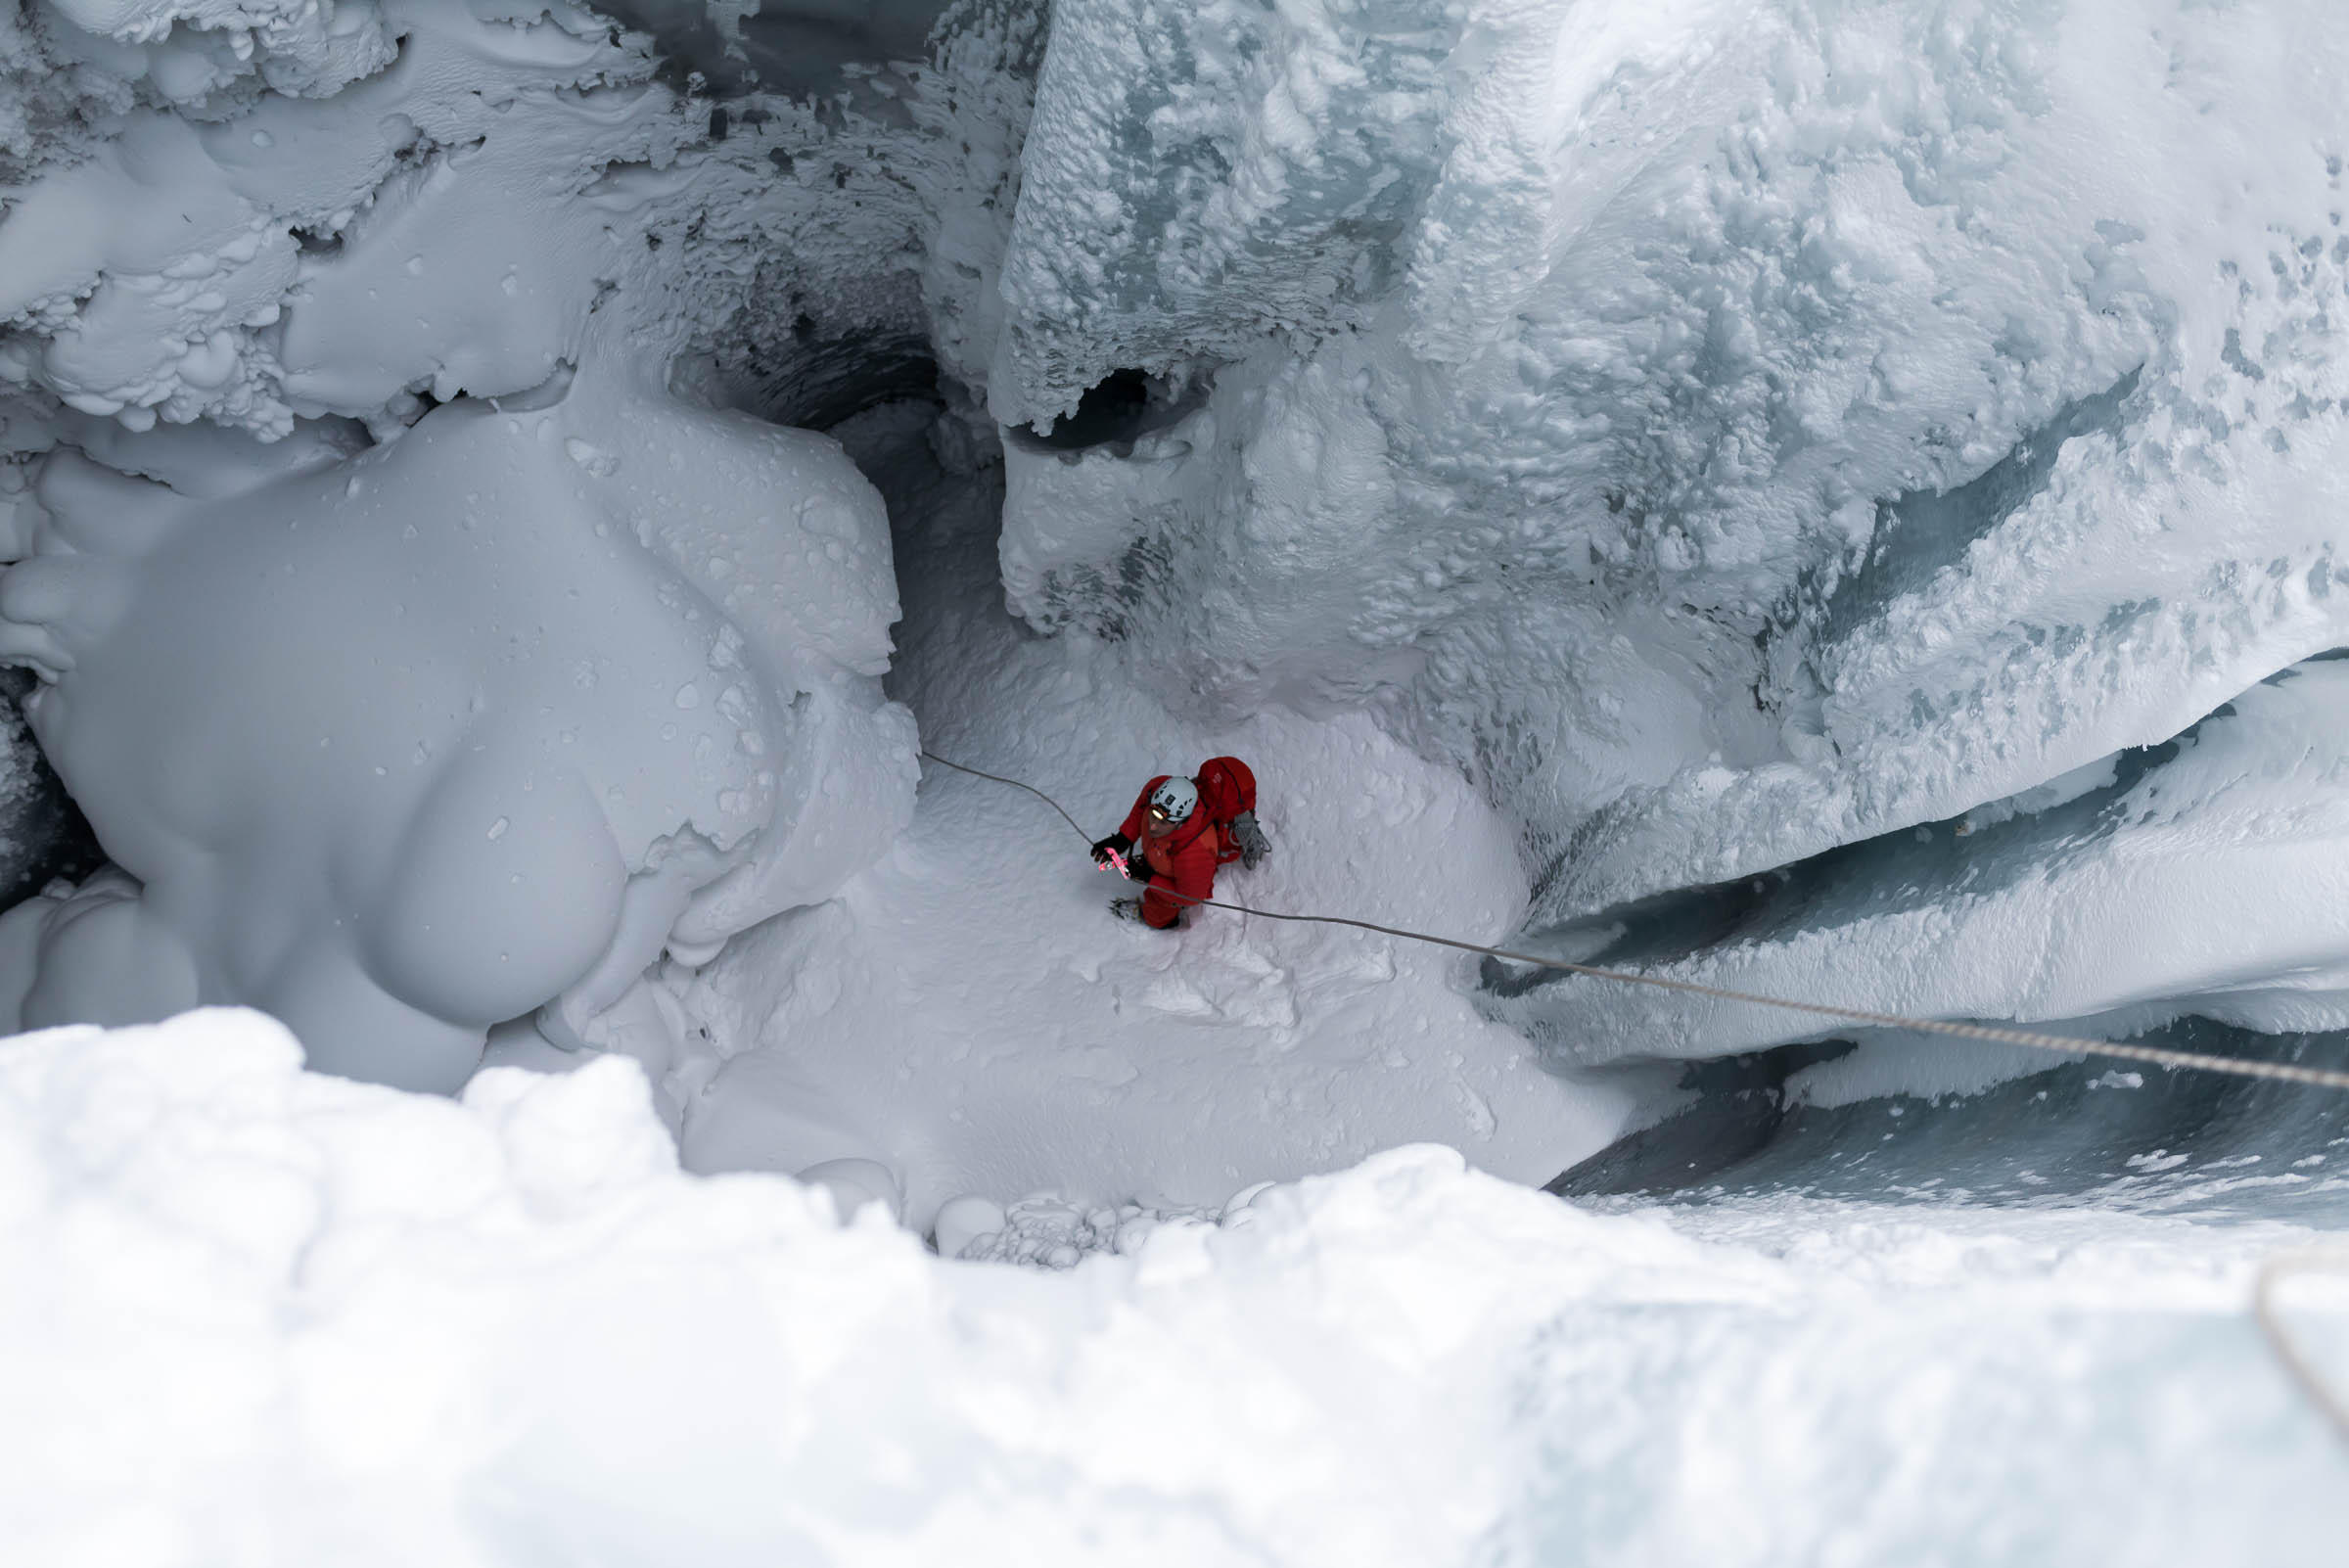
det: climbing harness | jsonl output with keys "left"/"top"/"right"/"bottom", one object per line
{"left": 918, "top": 749, "right": 2349, "bottom": 1095}
{"left": 2256, "top": 1247, "right": 2349, "bottom": 1447}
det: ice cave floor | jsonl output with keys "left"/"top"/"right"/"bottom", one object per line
{"left": 482, "top": 402, "right": 1651, "bottom": 1236}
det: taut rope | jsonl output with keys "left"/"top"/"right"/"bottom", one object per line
{"left": 919, "top": 750, "right": 2349, "bottom": 1093}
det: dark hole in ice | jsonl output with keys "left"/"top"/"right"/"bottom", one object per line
{"left": 721, "top": 332, "right": 940, "bottom": 431}
{"left": 0, "top": 669, "right": 107, "bottom": 909}
{"left": 1031, "top": 369, "right": 1151, "bottom": 450}
{"left": 1546, "top": 1039, "right": 1854, "bottom": 1197}
{"left": 590, "top": 0, "right": 955, "bottom": 99}
{"left": 1017, "top": 369, "right": 1207, "bottom": 455}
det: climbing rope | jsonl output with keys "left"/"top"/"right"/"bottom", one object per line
{"left": 2256, "top": 1247, "right": 2349, "bottom": 1446}
{"left": 919, "top": 750, "right": 1094, "bottom": 840}
{"left": 918, "top": 750, "right": 2349, "bottom": 1094}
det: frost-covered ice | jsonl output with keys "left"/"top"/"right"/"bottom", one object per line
{"left": 1494, "top": 658, "right": 2349, "bottom": 1067}
{"left": 5, "top": 1010, "right": 2346, "bottom": 1566}
{"left": 3, "top": 0, "right": 2348, "bottom": 1120}
{"left": 1, "top": 0, "right": 2349, "bottom": 1554}
{"left": 990, "top": 0, "right": 2349, "bottom": 1040}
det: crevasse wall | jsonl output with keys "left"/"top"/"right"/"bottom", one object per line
{"left": 990, "top": 0, "right": 2349, "bottom": 919}
{"left": 2, "top": 0, "right": 2347, "bottom": 1084}
{"left": 980, "top": 0, "right": 2349, "bottom": 1064}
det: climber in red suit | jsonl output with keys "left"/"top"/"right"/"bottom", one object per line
{"left": 1091, "top": 757, "right": 1271, "bottom": 929}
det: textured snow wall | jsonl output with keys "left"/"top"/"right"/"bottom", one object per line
{"left": 987, "top": 0, "right": 2349, "bottom": 1057}
{"left": 4, "top": 1010, "right": 2344, "bottom": 1566}
{"left": 0, "top": 0, "right": 1043, "bottom": 1084}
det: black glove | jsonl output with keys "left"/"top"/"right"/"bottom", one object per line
{"left": 1091, "top": 833, "right": 1132, "bottom": 869}
{"left": 1125, "top": 858, "right": 1156, "bottom": 886}
{"left": 1230, "top": 809, "right": 1270, "bottom": 869}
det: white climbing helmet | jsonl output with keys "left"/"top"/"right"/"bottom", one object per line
{"left": 1148, "top": 775, "right": 1199, "bottom": 824}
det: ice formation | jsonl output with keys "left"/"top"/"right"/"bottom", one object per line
{"left": 988, "top": 0, "right": 2349, "bottom": 1063}
{"left": 1, "top": 0, "right": 2348, "bottom": 1553}
{"left": 1, "top": 0, "right": 2340, "bottom": 1096}
{"left": 1492, "top": 658, "right": 2349, "bottom": 1068}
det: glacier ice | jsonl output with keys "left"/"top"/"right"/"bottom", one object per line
{"left": 0, "top": 0, "right": 2337, "bottom": 1173}
{"left": 991, "top": 0, "right": 2349, "bottom": 902}
{"left": 1492, "top": 658, "right": 2349, "bottom": 1070}
{"left": 0, "top": 0, "right": 2345, "bottom": 1554}
{"left": 982, "top": 0, "right": 2349, "bottom": 1080}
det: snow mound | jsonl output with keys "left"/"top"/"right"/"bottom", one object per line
{"left": 0, "top": 359, "right": 914, "bottom": 1090}
{"left": 3, "top": 1008, "right": 2343, "bottom": 1566}
{"left": 38, "top": 0, "right": 397, "bottom": 108}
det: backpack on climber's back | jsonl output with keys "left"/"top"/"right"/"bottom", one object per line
{"left": 1196, "top": 756, "right": 1269, "bottom": 868}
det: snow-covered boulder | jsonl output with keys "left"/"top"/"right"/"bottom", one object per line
{"left": 0, "top": 362, "right": 914, "bottom": 1089}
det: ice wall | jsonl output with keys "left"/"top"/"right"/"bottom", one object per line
{"left": 5, "top": 0, "right": 2349, "bottom": 1091}
{"left": 1492, "top": 659, "right": 2349, "bottom": 1067}
{"left": 974, "top": 0, "right": 2349, "bottom": 1066}
{"left": 989, "top": 0, "right": 2349, "bottom": 907}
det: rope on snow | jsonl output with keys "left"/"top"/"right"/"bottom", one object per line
{"left": 2257, "top": 1248, "right": 2349, "bottom": 1447}
{"left": 917, "top": 749, "right": 2349, "bottom": 1095}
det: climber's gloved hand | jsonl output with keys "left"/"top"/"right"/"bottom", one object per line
{"left": 1091, "top": 834, "right": 1131, "bottom": 870}
{"left": 1124, "top": 859, "right": 1156, "bottom": 886}
{"left": 1230, "top": 809, "right": 1270, "bottom": 869}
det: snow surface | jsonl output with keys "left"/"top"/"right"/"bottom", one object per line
{"left": 628, "top": 402, "right": 1646, "bottom": 1227}
{"left": 6, "top": 1009, "right": 2346, "bottom": 1566}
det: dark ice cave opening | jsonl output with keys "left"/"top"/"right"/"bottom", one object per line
{"left": 0, "top": 669, "right": 103, "bottom": 907}
{"left": 588, "top": 0, "right": 958, "bottom": 98}
{"left": 1014, "top": 367, "right": 1208, "bottom": 454}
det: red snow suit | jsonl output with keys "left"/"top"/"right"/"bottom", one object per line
{"left": 1115, "top": 758, "right": 1258, "bottom": 927}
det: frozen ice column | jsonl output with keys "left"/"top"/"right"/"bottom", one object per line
{"left": 0, "top": 388, "right": 915, "bottom": 1091}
